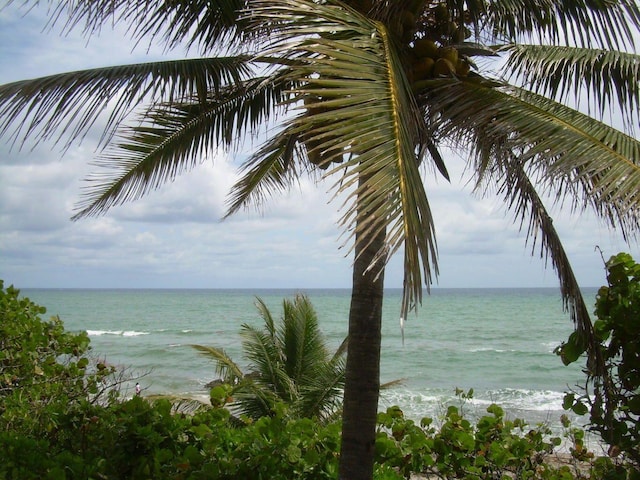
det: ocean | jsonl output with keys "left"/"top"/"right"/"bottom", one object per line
{"left": 23, "top": 287, "right": 597, "bottom": 443}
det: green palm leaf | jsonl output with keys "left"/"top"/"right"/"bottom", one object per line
{"left": 224, "top": 124, "right": 307, "bottom": 217}
{"left": 303, "top": 332, "right": 348, "bottom": 420}
{"left": 508, "top": 87, "right": 640, "bottom": 228}
{"left": 190, "top": 344, "right": 244, "bottom": 383}
{"left": 486, "top": 0, "right": 640, "bottom": 49}
{"left": 240, "top": 323, "right": 293, "bottom": 399}
{"left": 254, "top": 297, "right": 277, "bottom": 340}
{"left": 131, "top": 0, "right": 251, "bottom": 52}
{"left": 299, "top": 358, "right": 346, "bottom": 420}
{"left": 43, "top": 0, "right": 250, "bottom": 53}
{"left": 279, "top": 295, "right": 326, "bottom": 384}
{"left": 502, "top": 45, "right": 640, "bottom": 130}
{"left": 0, "top": 57, "right": 252, "bottom": 150}
{"left": 422, "top": 76, "right": 640, "bottom": 375}
{"left": 418, "top": 78, "right": 640, "bottom": 235}
{"left": 145, "top": 394, "right": 210, "bottom": 415}
{"left": 193, "top": 294, "right": 346, "bottom": 421}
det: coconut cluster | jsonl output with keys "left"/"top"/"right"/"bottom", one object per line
{"left": 412, "top": 39, "right": 469, "bottom": 79}
{"left": 409, "top": 3, "right": 472, "bottom": 82}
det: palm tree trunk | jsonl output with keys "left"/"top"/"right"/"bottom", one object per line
{"left": 339, "top": 221, "right": 386, "bottom": 480}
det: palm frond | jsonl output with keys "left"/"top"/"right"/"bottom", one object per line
{"left": 486, "top": 0, "right": 640, "bottom": 50}
{"left": 132, "top": 0, "right": 251, "bottom": 52}
{"left": 428, "top": 75, "right": 639, "bottom": 376}
{"left": 419, "top": 78, "right": 640, "bottom": 237}
{"left": 332, "top": 336, "right": 348, "bottom": 362}
{"left": 502, "top": 44, "right": 640, "bottom": 131}
{"left": 240, "top": 323, "right": 291, "bottom": 397}
{"left": 509, "top": 87, "right": 640, "bottom": 233}
{"left": 254, "top": 297, "right": 277, "bottom": 339}
{"left": 231, "top": 379, "right": 283, "bottom": 419}
{"left": 300, "top": 328, "right": 348, "bottom": 421}
{"left": 0, "top": 57, "right": 252, "bottom": 151}
{"left": 71, "top": 74, "right": 291, "bottom": 219}
{"left": 380, "top": 378, "right": 405, "bottom": 389}
{"left": 224, "top": 124, "right": 306, "bottom": 217}
{"left": 279, "top": 295, "right": 327, "bottom": 384}
{"left": 193, "top": 295, "right": 346, "bottom": 420}
{"left": 190, "top": 344, "right": 244, "bottom": 382}
{"left": 245, "top": 0, "right": 439, "bottom": 319}
{"left": 298, "top": 358, "right": 345, "bottom": 421}
{"left": 40, "top": 0, "right": 250, "bottom": 53}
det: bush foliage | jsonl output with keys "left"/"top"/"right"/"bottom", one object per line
{"left": 559, "top": 252, "right": 640, "bottom": 474}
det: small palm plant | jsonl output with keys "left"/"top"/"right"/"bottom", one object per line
{"left": 192, "top": 294, "right": 347, "bottom": 423}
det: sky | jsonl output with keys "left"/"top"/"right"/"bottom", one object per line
{"left": 0, "top": 3, "right": 637, "bottom": 291}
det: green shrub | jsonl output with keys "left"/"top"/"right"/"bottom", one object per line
{"left": 558, "top": 253, "right": 640, "bottom": 474}
{"left": 0, "top": 282, "right": 117, "bottom": 436}
{"left": 375, "top": 390, "right": 568, "bottom": 479}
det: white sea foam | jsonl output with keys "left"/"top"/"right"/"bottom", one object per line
{"left": 87, "top": 330, "right": 123, "bottom": 336}
{"left": 86, "top": 329, "right": 149, "bottom": 337}
{"left": 468, "top": 388, "right": 565, "bottom": 412}
{"left": 122, "top": 331, "right": 149, "bottom": 337}
{"left": 468, "top": 347, "right": 516, "bottom": 353}
{"left": 381, "top": 387, "right": 568, "bottom": 424}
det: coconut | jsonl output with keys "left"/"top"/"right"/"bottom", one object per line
{"left": 433, "top": 58, "right": 456, "bottom": 77}
{"left": 438, "top": 46, "right": 459, "bottom": 64}
{"left": 413, "top": 38, "right": 439, "bottom": 58}
{"left": 445, "top": 21, "right": 458, "bottom": 35}
{"left": 413, "top": 57, "right": 435, "bottom": 78}
{"left": 411, "top": 79, "right": 431, "bottom": 93}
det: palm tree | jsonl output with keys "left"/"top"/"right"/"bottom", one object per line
{"left": 192, "top": 294, "right": 347, "bottom": 422}
{"left": 1, "top": 1, "right": 639, "bottom": 478}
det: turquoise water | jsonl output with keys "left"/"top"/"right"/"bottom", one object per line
{"left": 23, "top": 287, "right": 594, "bottom": 433}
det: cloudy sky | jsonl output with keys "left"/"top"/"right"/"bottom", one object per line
{"left": 0, "top": 3, "right": 637, "bottom": 290}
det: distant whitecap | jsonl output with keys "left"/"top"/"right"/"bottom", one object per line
{"left": 86, "top": 330, "right": 122, "bottom": 336}
{"left": 122, "top": 331, "right": 150, "bottom": 337}
{"left": 86, "top": 330, "right": 149, "bottom": 337}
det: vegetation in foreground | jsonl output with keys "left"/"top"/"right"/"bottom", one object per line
{"left": 558, "top": 252, "right": 640, "bottom": 472}
{"left": 1, "top": 275, "right": 640, "bottom": 479}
